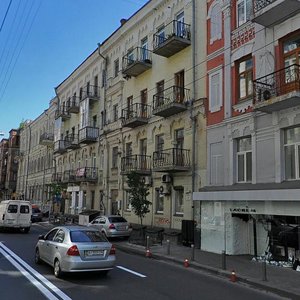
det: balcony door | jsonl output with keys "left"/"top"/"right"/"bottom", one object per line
{"left": 175, "top": 129, "right": 184, "bottom": 166}
{"left": 175, "top": 70, "right": 185, "bottom": 103}
{"left": 156, "top": 80, "right": 165, "bottom": 107}
{"left": 140, "top": 139, "right": 147, "bottom": 170}
{"left": 141, "top": 89, "right": 147, "bottom": 117}
{"left": 283, "top": 36, "right": 300, "bottom": 94}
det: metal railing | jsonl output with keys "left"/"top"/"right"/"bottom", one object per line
{"left": 54, "top": 140, "right": 66, "bottom": 152}
{"left": 65, "top": 134, "right": 79, "bottom": 148}
{"left": 153, "top": 20, "right": 191, "bottom": 50}
{"left": 81, "top": 85, "right": 100, "bottom": 101}
{"left": 121, "top": 103, "right": 151, "bottom": 121}
{"left": 153, "top": 86, "right": 190, "bottom": 110}
{"left": 122, "top": 47, "right": 152, "bottom": 70}
{"left": 153, "top": 148, "right": 191, "bottom": 169}
{"left": 253, "top": 64, "right": 300, "bottom": 104}
{"left": 121, "top": 155, "right": 152, "bottom": 173}
{"left": 75, "top": 167, "right": 98, "bottom": 181}
{"left": 79, "top": 126, "right": 99, "bottom": 142}
{"left": 253, "top": 0, "right": 276, "bottom": 14}
{"left": 66, "top": 95, "right": 80, "bottom": 110}
{"left": 39, "top": 132, "right": 54, "bottom": 143}
{"left": 63, "top": 170, "right": 76, "bottom": 182}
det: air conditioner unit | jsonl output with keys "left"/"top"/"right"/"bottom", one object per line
{"left": 159, "top": 184, "right": 171, "bottom": 195}
{"left": 161, "top": 174, "right": 172, "bottom": 183}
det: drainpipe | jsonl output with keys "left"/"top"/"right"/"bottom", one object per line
{"left": 24, "top": 123, "right": 32, "bottom": 200}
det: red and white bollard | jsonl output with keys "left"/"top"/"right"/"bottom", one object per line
{"left": 184, "top": 258, "right": 190, "bottom": 268}
{"left": 145, "top": 249, "right": 152, "bottom": 258}
{"left": 230, "top": 270, "right": 237, "bottom": 282}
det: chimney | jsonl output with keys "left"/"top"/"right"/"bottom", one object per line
{"left": 120, "top": 18, "right": 127, "bottom": 26}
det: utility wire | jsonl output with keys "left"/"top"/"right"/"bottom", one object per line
{"left": 0, "top": 0, "right": 12, "bottom": 33}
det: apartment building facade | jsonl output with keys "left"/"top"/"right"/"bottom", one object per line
{"left": 0, "top": 138, "right": 9, "bottom": 199}
{"left": 194, "top": 0, "right": 300, "bottom": 260}
{"left": 50, "top": 0, "right": 207, "bottom": 230}
{"left": 17, "top": 98, "right": 57, "bottom": 209}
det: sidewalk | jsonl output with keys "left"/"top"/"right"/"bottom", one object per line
{"left": 115, "top": 239, "right": 300, "bottom": 300}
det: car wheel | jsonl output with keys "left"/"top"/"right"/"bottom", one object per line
{"left": 35, "top": 248, "right": 42, "bottom": 264}
{"left": 54, "top": 259, "right": 63, "bottom": 278}
{"left": 20, "top": 227, "right": 30, "bottom": 233}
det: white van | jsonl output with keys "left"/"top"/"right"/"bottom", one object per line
{"left": 0, "top": 200, "right": 32, "bottom": 233}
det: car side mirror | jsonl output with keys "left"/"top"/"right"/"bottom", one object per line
{"left": 38, "top": 235, "right": 45, "bottom": 240}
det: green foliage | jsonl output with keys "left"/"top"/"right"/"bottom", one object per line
{"left": 49, "top": 183, "right": 62, "bottom": 196}
{"left": 127, "top": 171, "right": 151, "bottom": 226}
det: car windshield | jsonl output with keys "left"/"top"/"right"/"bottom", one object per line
{"left": 108, "top": 216, "right": 127, "bottom": 223}
{"left": 70, "top": 230, "right": 107, "bottom": 242}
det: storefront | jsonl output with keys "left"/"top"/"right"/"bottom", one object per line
{"left": 193, "top": 186, "right": 300, "bottom": 261}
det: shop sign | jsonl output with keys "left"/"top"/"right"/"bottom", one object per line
{"left": 230, "top": 207, "right": 256, "bottom": 214}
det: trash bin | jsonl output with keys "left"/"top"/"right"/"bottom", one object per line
{"left": 182, "top": 219, "right": 194, "bottom": 247}
{"left": 78, "top": 210, "right": 100, "bottom": 226}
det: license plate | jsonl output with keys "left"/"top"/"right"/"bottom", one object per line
{"left": 85, "top": 250, "right": 104, "bottom": 256}
{"left": 118, "top": 226, "right": 126, "bottom": 230}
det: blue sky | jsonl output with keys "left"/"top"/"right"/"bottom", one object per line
{"left": 0, "top": 0, "right": 148, "bottom": 138}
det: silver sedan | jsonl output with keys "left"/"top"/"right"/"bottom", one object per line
{"left": 35, "top": 225, "right": 116, "bottom": 278}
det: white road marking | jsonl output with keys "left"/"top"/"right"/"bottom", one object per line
{"left": 116, "top": 265, "right": 147, "bottom": 278}
{"left": 0, "top": 247, "right": 59, "bottom": 300}
{"left": 0, "top": 242, "right": 72, "bottom": 300}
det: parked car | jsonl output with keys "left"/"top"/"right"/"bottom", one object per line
{"left": 88, "top": 215, "right": 132, "bottom": 238}
{"left": 31, "top": 206, "right": 43, "bottom": 222}
{"left": 35, "top": 226, "right": 116, "bottom": 278}
{"left": 0, "top": 200, "right": 32, "bottom": 233}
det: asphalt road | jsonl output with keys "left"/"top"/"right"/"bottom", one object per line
{"left": 0, "top": 224, "right": 286, "bottom": 300}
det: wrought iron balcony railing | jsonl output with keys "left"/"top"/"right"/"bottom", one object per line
{"left": 153, "top": 20, "right": 191, "bottom": 57}
{"left": 153, "top": 148, "right": 191, "bottom": 172}
{"left": 65, "top": 134, "right": 80, "bottom": 149}
{"left": 122, "top": 47, "right": 152, "bottom": 77}
{"left": 152, "top": 86, "right": 189, "bottom": 117}
{"left": 55, "top": 103, "right": 70, "bottom": 120}
{"left": 253, "top": 64, "right": 300, "bottom": 112}
{"left": 75, "top": 167, "right": 98, "bottom": 182}
{"left": 81, "top": 85, "right": 100, "bottom": 102}
{"left": 252, "top": 0, "right": 300, "bottom": 27}
{"left": 79, "top": 126, "right": 99, "bottom": 144}
{"left": 39, "top": 132, "right": 54, "bottom": 146}
{"left": 63, "top": 170, "right": 76, "bottom": 183}
{"left": 52, "top": 172, "right": 63, "bottom": 183}
{"left": 66, "top": 95, "right": 80, "bottom": 113}
{"left": 54, "top": 140, "right": 67, "bottom": 154}
{"left": 121, "top": 154, "right": 152, "bottom": 175}
{"left": 121, "top": 103, "right": 151, "bottom": 128}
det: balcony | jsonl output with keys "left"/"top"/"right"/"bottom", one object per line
{"left": 39, "top": 132, "right": 54, "bottom": 146}
{"left": 153, "top": 20, "right": 191, "bottom": 58}
{"left": 55, "top": 104, "right": 70, "bottom": 121}
{"left": 79, "top": 126, "right": 99, "bottom": 144}
{"left": 121, "top": 155, "right": 152, "bottom": 175}
{"left": 81, "top": 85, "right": 100, "bottom": 103}
{"left": 66, "top": 96, "right": 80, "bottom": 113}
{"left": 153, "top": 148, "right": 191, "bottom": 172}
{"left": 63, "top": 170, "right": 76, "bottom": 183}
{"left": 65, "top": 134, "right": 80, "bottom": 150}
{"left": 252, "top": 0, "right": 300, "bottom": 27}
{"left": 152, "top": 86, "right": 189, "bottom": 117}
{"left": 52, "top": 172, "right": 63, "bottom": 184}
{"left": 121, "top": 103, "right": 151, "bottom": 128}
{"left": 253, "top": 64, "right": 300, "bottom": 113}
{"left": 76, "top": 167, "right": 98, "bottom": 183}
{"left": 54, "top": 140, "right": 67, "bottom": 154}
{"left": 122, "top": 47, "right": 152, "bottom": 77}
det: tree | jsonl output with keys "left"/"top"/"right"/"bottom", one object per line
{"left": 127, "top": 171, "right": 151, "bottom": 226}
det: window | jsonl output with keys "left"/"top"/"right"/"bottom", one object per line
{"left": 237, "top": 0, "right": 252, "bottom": 27}
{"left": 156, "top": 80, "right": 165, "bottom": 106}
{"left": 112, "top": 147, "right": 118, "bottom": 168}
{"left": 284, "top": 127, "right": 300, "bottom": 180}
{"left": 156, "top": 135, "right": 164, "bottom": 153}
{"left": 210, "top": 142, "right": 224, "bottom": 185}
{"left": 209, "top": 2, "right": 222, "bottom": 44}
{"left": 157, "top": 26, "right": 165, "bottom": 46}
{"left": 236, "top": 137, "right": 252, "bottom": 183}
{"left": 127, "top": 49, "right": 134, "bottom": 65}
{"left": 113, "top": 104, "right": 118, "bottom": 122}
{"left": 101, "top": 70, "right": 106, "bottom": 88}
{"left": 20, "top": 205, "right": 29, "bottom": 214}
{"left": 155, "top": 188, "right": 164, "bottom": 214}
{"left": 237, "top": 57, "right": 253, "bottom": 100}
{"left": 141, "top": 38, "right": 148, "bottom": 61}
{"left": 53, "top": 229, "right": 65, "bottom": 243}
{"left": 209, "top": 69, "right": 222, "bottom": 112}
{"left": 176, "top": 12, "right": 185, "bottom": 37}
{"left": 114, "top": 59, "right": 119, "bottom": 77}
{"left": 174, "top": 187, "right": 184, "bottom": 215}
{"left": 7, "top": 205, "right": 17, "bottom": 213}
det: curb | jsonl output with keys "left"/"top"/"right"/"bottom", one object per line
{"left": 116, "top": 243, "right": 298, "bottom": 300}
